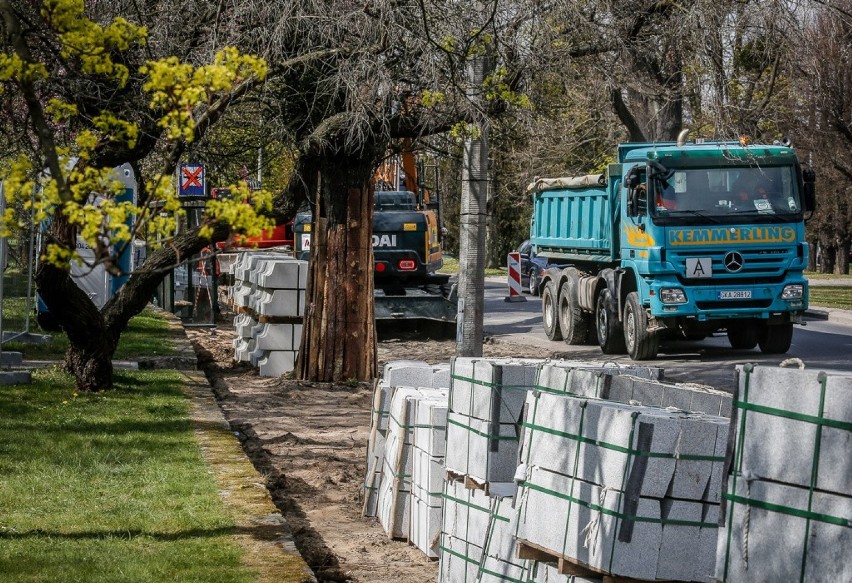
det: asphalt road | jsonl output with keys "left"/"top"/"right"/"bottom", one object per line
{"left": 481, "top": 277, "right": 852, "bottom": 393}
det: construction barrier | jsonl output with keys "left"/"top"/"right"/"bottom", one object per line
{"left": 505, "top": 252, "right": 526, "bottom": 303}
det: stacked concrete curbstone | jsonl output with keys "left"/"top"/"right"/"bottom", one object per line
{"left": 377, "top": 386, "right": 448, "bottom": 539}
{"left": 228, "top": 252, "right": 307, "bottom": 377}
{"left": 364, "top": 360, "right": 452, "bottom": 555}
{"left": 715, "top": 364, "right": 852, "bottom": 583}
{"left": 513, "top": 391, "right": 727, "bottom": 581}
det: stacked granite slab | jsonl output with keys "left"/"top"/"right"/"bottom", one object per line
{"left": 439, "top": 477, "right": 601, "bottom": 583}
{"left": 228, "top": 253, "right": 307, "bottom": 377}
{"left": 439, "top": 478, "right": 496, "bottom": 582}
{"left": 363, "top": 361, "right": 451, "bottom": 518}
{"left": 410, "top": 395, "right": 449, "bottom": 557}
{"left": 536, "top": 363, "right": 732, "bottom": 417}
{"left": 445, "top": 358, "right": 668, "bottom": 490}
{"left": 514, "top": 390, "right": 727, "bottom": 582}
{"left": 715, "top": 365, "right": 852, "bottom": 583}
{"left": 376, "top": 385, "right": 448, "bottom": 540}
{"left": 445, "top": 358, "right": 544, "bottom": 490}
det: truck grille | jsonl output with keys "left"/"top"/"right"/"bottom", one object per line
{"left": 671, "top": 247, "right": 793, "bottom": 286}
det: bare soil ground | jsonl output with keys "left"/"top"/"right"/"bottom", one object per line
{"left": 186, "top": 323, "right": 554, "bottom": 583}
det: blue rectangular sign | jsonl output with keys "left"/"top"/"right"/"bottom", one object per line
{"left": 179, "top": 164, "right": 206, "bottom": 197}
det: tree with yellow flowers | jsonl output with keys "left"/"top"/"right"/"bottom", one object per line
{"left": 0, "top": 0, "right": 273, "bottom": 390}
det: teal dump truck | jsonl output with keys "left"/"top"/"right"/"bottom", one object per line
{"left": 530, "top": 137, "right": 816, "bottom": 360}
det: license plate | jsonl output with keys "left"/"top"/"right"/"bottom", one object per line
{"left": 718, "top": 290, "right": 752, "bottom": 300}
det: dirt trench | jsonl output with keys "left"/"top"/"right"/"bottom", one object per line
{"left": 186, "top": 325, "right": 553, "bottom": 583}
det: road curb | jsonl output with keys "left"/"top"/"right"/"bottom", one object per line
{"left": 806, "top": 307, "right": 852, "bottom": 326}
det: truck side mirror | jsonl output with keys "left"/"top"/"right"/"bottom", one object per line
{"left": 625, "top": 168, "right": 641, "bottom": 217}
{"left": 802, "top": 168, "right": 816, "bottom": 212}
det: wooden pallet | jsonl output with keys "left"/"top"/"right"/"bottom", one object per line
{"left": 516, "top": 539, "right": 686, "bottom": 583}
{"left": 443, "top": 470, "right": 508, "bottom": 497}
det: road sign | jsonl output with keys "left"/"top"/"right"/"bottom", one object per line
{"left": 179, "top": 164, "right": 206, "bottom": 197}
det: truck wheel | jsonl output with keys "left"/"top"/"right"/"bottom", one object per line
{"left": 596, "top": 288, "right": 626, "bottom": 354}
{"left": 541, "top": 280, "right": 563, "bottom": 341}
{"left": 623, "top": 291, "right": 658, "bottom": 360}
{"left": 727, "top": 323, "right": 758, "bottom": 350}
{"left": 758, "top": 322, "right": 794, "bottom": 354}
{"left": 558, "top": 280, "right": 588, "bottom": 344}
{"left": 528, "top": 270, "right": 540, "bottom": 296}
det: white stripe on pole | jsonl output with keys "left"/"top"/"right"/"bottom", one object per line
{"left": 505, "top": 252, "right": 526, "bottom": 302}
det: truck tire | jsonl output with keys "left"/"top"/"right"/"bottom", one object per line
{"left": 623, "top": 291, "right": 659, "bottom": 360}
{"left": 727, "top": 323, "right": 758, "bottom": 350}
{"left": 596, "top": 288, "right": 626, "bottom": 354}
{"left": 541, "top": 280, "right": 563, "bottom": 341}
{"left": 758, "top": 322, "right": 794, "bottom": 354}
{"left": 558, "top": 279, "right": 588, "bottom": 345}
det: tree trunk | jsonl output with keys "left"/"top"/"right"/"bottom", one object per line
{"left": 37, "top": 219, "right": 229, "bottom": 391}
{"left": 297, "top": 152, "right": 378, "bottom": 382}
{"left": 37, "top": 261, "right": 117, "bottom": 391}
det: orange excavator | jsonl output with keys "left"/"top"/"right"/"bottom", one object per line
{"left": 294, "top": 143, "right": 457, "bottom": 330}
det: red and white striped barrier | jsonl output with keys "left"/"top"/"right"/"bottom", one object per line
{"left": 505, "top": 252, "right": 527, "bottom": 302}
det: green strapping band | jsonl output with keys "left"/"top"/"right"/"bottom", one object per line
{"left": 442, "top": 493, "right": 510, "bottom": 522}
{"left": 522, "top": 420, "right": 725, "bottom": 462}
{"left": 531, "top": 383, "right": 576, "bottom": 396}
{"left": 519, "top": 480, "right": 718, "bottom": 529}
{"left": 733, "top": 400, "right": 852, "bottom": 432}
{"left": 451, "top": 373, "right": 531, "bottom": 392}
{"left": 439, "top": 545, "right": 479, "bottom": 565}
{"left": 447, "top": 417, "right": 519, "bottom": 441}
{"left": 388, "top": 412, "right": 445, "bottom": 430}
{"left": 722, "top": 492, "right": 849, "bottom": 527}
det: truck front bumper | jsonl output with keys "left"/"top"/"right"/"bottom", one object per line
{"left": 647, "top": 278, "right": 808, "bottom": 321}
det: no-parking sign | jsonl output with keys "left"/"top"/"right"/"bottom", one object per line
{"left": 178, "top": 164, "right": 206, "bottom": 197}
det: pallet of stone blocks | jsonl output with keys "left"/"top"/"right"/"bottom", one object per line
{"left": 229, "top": 253, "right": 307, "bottom": 377}
{"left": 715, "top": 364, "right": 852, "bottom": 583}
{"left": 536, "top": 363, "right": 731, "bottom": 417}
{"left": 363, "top": 360, "right": 451, "bottom": 520}
{"left": 439, "top": 477, "right": 601, "bottom": 583}
{"left": 445, "top": 358, "right": 669, "bottom": 488}
{"left": 375, "top": 385, "right": 448, "bottom": 552}
{"left": 513, "top": 390, "right": 727, "bottom": 582}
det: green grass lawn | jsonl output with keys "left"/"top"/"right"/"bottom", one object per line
{"left": 809, "top": 286, "right": 852, "bottom": 310}
{"left": 0, "top": 367, "right": 253, "bottom": 583}
{"left": 3, "top": 307, "right": 181, "bottom": 361}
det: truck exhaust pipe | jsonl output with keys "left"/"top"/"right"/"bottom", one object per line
{"left": 676, "top": 129, "right": 690, "bottom": 147}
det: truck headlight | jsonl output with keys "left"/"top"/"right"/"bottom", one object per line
{"left": 660, "top": 288, "right": 687, "bottom": 304}
{"left": 781, "top": 284, "right": 804, "bottom": 299}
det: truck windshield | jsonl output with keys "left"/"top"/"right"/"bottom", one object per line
{"left": 651, "top": 166, "right": 801, "bottom": 223}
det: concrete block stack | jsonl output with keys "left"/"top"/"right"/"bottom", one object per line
{"left": 439, "top": 478, "right": 499, "bottom": 582}
{"left": 445, "top": 358, "right": 543, "bottom": 491}
{"left": 228, "top": 252, "right": 282, "bottom": 310}
{"left": 376, "top": 385, "right": 448, "bottom": 541}
{"left": 513, "top": 390, "right": 727, "bottom": 582}
{"left": 228, "top": 253, "right": 307, "bottom": 377}
{"left": 363, "top": 361, "right": 450, "bottom": 518}
{"left": 445, "top": 358, "right": 669, "bottom": 491}
{"left": 439, "top": 462, "right": 602, "bottom": 583}
{"left": 410, "top": 395, "right": 449, "bottom": 557}
{"left": 536, "top": 363, "right": 731, "bottom": 417}
{"left": 715, "top": 365, "right": 852, "bottom": 583}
